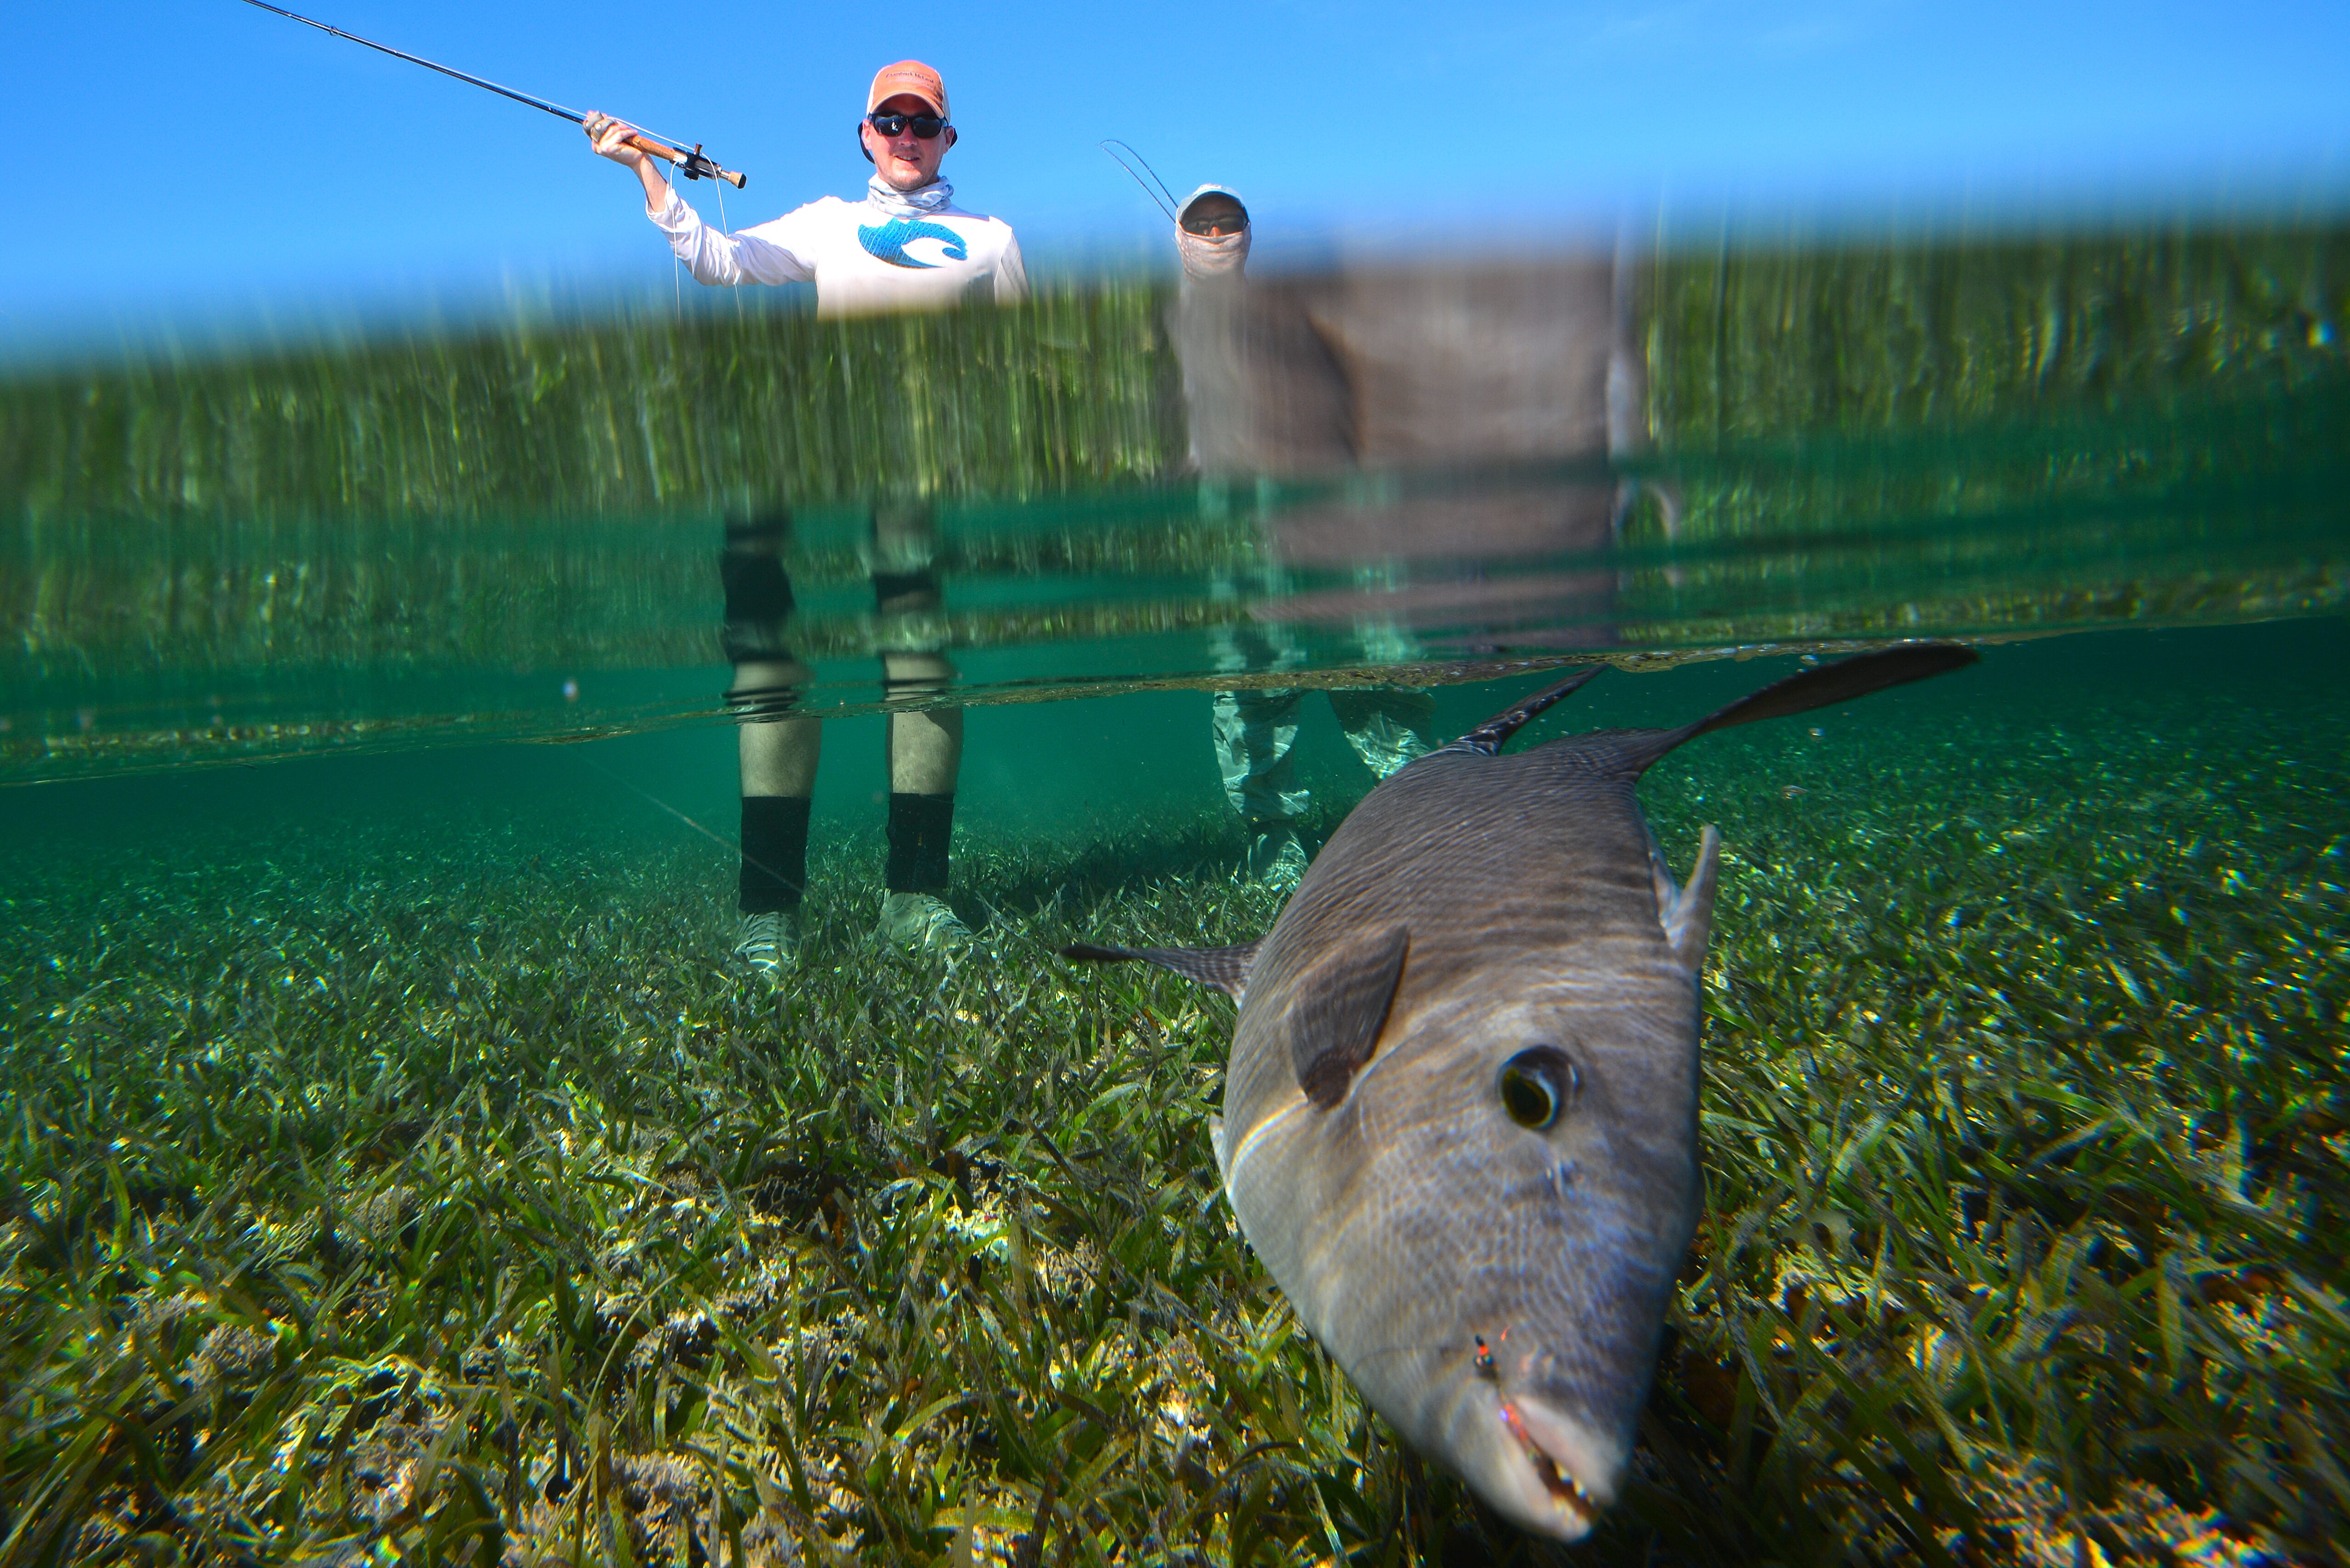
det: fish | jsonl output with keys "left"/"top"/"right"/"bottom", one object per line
{"left": 1065, "top": 642, "right": 1978, "bottom": 1539}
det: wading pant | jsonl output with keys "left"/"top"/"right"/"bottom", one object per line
{"left": 1209, "top": 623, "right": 1436, "bottom": 828}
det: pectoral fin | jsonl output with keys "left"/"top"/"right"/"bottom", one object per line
{"left": 1288, "top": 924, "right": 1410, "bottom": 1109}
{"left": 1063, "top": 940, "right": 1261, "bottom": 1000}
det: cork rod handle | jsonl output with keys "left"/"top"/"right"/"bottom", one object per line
{"left": 623, "top": 131, "right": 748, "bottom": 189}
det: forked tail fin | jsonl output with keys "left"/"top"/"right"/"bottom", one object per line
{"left": 1681, "top": 643, "right": 1977, "bottom": 742}
{"left": 1574, "top": 642, "right": 1979, "bottom": 776}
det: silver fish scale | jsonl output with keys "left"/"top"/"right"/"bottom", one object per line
{"left": 1225, "top": 733, "right": 1691, "bottom": 1146}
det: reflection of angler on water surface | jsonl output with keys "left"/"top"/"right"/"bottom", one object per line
{"left": 587, "top": 61, "right": 1027, "bottom": 976}
{"left": 1169, "top": 184, "right": 1437, "bottom": 890}
{"left": 1162, "top": 182, "right": 1652, "bottom": 890}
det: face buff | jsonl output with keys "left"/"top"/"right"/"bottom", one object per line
{"left": 1176, "top": 185, "right": 1252, "bottom": 282}
{"left": 857, "top": 176, "right": 969, "bottom": 268}
{"left": 867, "top": 174, "right": 956, "bottom": 217}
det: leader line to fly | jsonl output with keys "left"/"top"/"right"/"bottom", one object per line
{"left": 234, "top": 0, "right": 747, "bottom": 188}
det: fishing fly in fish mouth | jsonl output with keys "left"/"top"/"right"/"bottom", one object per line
{"left": 1068, "top": 643, "right": 1981, "bottom": 1538}
{"left": 1249, "top": 978, "right": 1696, "bottom": 1538}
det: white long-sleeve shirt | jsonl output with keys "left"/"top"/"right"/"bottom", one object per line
{"left": 649, "top": 183, "right": 1027, "bottom": 319}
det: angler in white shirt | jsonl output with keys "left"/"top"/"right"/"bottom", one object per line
{"left": 584, "top": 61, "right": 1026, "bottom": 317}
{"left": 582, "top": 62, "right": 1018, "bottom": 972}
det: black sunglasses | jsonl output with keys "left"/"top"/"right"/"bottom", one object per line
{"left": 867, "top": 111, "right": 948, "bottom": 140}
{"left": 1181, "top": 207, "right": 1247, "bottom": 237}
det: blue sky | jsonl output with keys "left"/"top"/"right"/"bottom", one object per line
{"left": 3, "top": 0, "right": 2343, "bottom": 349}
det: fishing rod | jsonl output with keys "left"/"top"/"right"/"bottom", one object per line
{"left": 236, "top": 0, "right": 746, "bottom": 188}
{"left": 1099, "top": 140, "right": 1178, "bottom": 222}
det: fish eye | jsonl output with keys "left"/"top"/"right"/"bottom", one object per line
{"left": 1496, "top": 1047, "right": 1579, "bottom": 1131}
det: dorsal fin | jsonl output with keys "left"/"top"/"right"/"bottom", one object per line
{"left": 1063, "top": 941, "right": 1260, "bottom": 1001}
{"left": 1445, "top": 665, "right": 1607, "bottom": 757}
{"left": 1287, "top": 924, "right": 1410, "bottom": 1109}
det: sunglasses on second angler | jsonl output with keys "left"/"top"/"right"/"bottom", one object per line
{"left": 1181, "top": 208, "right": 1248, "bottom": 237}
{"left": 867, "top": 112, "right": 949, "bottom": 140}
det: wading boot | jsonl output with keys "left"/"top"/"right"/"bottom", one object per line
{"left": 733, "top": 908, "right": 801, "bottom": 981}
{"left": 876, "top": 891, "right": 970, "bottom": 954}
{"left": 1242, "top": 825, "right": 1309, "bottom": 893}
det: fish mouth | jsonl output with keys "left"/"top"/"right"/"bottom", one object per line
{"left": 1496, "top": 1395, "right": 1607, "bottom": 1536}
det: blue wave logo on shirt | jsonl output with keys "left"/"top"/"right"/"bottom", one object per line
{"left": 857, "top": 217, "right": 968, "bottom": 269}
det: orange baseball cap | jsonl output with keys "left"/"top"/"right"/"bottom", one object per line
{"left": 867, "top": 61, "right": 948, "bottom": 120}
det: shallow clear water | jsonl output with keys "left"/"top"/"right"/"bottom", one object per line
{"left": 1, "top": 224, "right": 2346, "bottom": 1563}
{"left": 4, "top": 220, "right": 2342, "bottom": 782}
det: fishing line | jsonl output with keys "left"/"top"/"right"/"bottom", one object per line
{"left": 1099, "top": 140, "right": 1180, "bottom": 223}
{"left": 716, "top": 174, "right": 739, "bottom": 318}
{"left": 575, "top": 754, "right": 795, "bottom": 889}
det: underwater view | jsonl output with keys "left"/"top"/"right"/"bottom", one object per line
{"left": 4, "top": 220, "right": 2348, "bottom": 1568}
